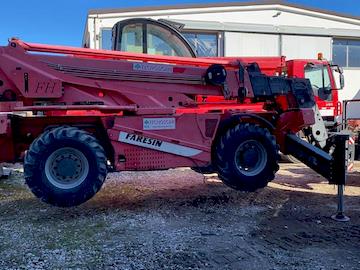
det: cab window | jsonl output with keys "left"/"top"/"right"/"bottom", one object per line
{"left": 147, "top": 24, "right": 192, "bottom": 56}
{"left": 120, "top": 23, "right": 143, "bottom": 53}
{"left": 113, "top": 19, "right": 195, "bottom": 57}
{"left": 304, "top": 64, "right": 332, "bottom": 101}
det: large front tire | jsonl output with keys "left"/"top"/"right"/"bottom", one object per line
{"left": 24, "top": 126, "right": 108, "bottom": 207}
{"left": 214, "top": 123, "right": 279, "bottom": 191}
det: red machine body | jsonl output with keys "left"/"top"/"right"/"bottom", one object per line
{"left": 0, "top": 39, "right": 346, "bottom": 207}
{"left": 0, "top": 40, "right": 308, "bottom": 164}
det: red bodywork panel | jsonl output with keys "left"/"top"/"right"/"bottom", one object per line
{"left": 0, "top": 39, "right": 314, "bottom": 169}
{"left": 0, "top": 114, "right": 14, "bottom": 162}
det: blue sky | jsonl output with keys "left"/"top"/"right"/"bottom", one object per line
{"left": 0, "top": 0, "right": 359, "bottom": 46}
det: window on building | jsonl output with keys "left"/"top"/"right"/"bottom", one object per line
{"left": 100, "top": 28, "right": 112, "bottom": 50}
{"left": 333, "top": 39, "right": 360, "bottom": 67}
{"left": 182, "top": 32, "right": 218, "bottom": 57}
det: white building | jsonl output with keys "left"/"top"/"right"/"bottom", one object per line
{"left": 83, "top": 1, "right": 360, "bottom": 117}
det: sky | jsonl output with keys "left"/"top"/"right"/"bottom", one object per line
{"left": 0, "top": 0, "right": 359, "bottom": 47}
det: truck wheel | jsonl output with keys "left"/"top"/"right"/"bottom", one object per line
{"left": 24, "top": 126, "right": 107, "bottom": 207}
{"left": 215, "top": 123, "right": 279, "bottom": 191}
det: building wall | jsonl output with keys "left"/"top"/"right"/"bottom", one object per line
{"left": 167, "top": 10, "right": 360, "bottom": 29}
{"left": 88, "top": 6, "right": 360, "bottom": 31}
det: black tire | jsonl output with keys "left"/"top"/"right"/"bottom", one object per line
{"left": 214, "top": 123, "right": 279, "bottom": 191}
{"left": 24, "top": 126, "right": 107, "bottom": 207}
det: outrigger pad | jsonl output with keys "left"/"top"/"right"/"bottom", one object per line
{"left": 285, "top": 133, "right": 349, "bottom": 185}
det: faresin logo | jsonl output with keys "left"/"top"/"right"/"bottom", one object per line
{"left": 118, "top": 131, "right": 203, "bottom": 157}
{"left": 125, "top": 133, "right": 163, "bottom": 147}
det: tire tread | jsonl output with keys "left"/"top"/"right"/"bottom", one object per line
{"left": 24, "top": 126, "right": 107, "bottom": 207}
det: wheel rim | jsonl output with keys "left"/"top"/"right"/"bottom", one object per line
{"left": 234, "top": 140, "right": 267, "bottom": 176}
{"left": 45, "top": 147, "right": 89, "bottom": 189}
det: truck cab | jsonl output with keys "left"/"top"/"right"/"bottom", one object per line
{"left": 286, "top": 59, "right": 344, "bottom": 129}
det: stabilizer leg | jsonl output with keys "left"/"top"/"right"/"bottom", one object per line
{"left": 285, "top": 134, "right": 350, "bottom": 222}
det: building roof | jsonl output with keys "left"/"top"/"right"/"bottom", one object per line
{"left": 88, "top": 0, "right": 360, "bottom": 22}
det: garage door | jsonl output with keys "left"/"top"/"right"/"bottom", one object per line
{"left": 281, "top": 35, "right": 331, "bottom": 60}
{"left": 224, "top": 32, "right": 279, "bottom": 57}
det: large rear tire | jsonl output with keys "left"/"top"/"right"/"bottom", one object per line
{"left": 214, "top": 123, "right": 279, "bottom": 191}
{"left": 24, "top": 126, "right": 107, "bottom": 207}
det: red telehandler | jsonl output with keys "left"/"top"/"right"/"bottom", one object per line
{"left": 0, "top": 38, "right": 349, "bottom": 207}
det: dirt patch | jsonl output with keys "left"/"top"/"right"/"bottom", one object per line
{"left": 0, "top": 163, "right": 359, "bottom": 269}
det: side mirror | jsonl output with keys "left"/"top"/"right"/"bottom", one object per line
{"left": 339, "top": 73, "right": 345, "bottom": 89}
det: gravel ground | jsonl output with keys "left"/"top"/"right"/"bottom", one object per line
{"left": 0, "top": 162, "right": 359, "bottom": 270}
